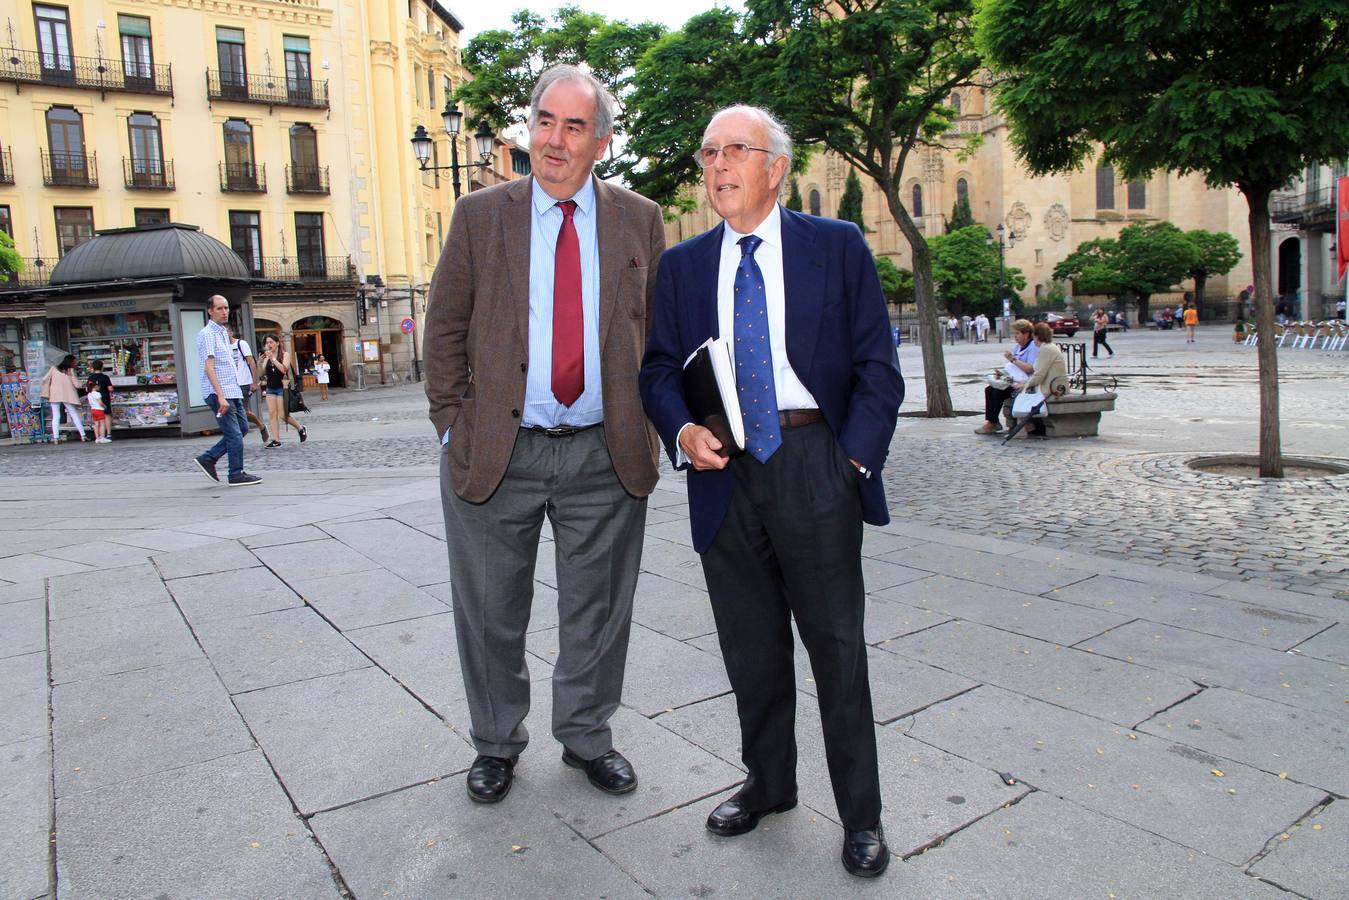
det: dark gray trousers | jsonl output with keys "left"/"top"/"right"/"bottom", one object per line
{"left": 701, "top": 420, "right": 882, "bottom": 830}
{"left": 440, "top": 426, "right": 646, "bottom": 759}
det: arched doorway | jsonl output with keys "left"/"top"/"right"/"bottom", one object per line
{"left": 292, "top": 314, "right": 345, "bottom": 388}
{"left": 1276, "top": 238, "right": 1301, "bottom": 316}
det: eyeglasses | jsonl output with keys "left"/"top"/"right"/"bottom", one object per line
{"left": 693, "top": 143, "right": 772, "bottom": 169}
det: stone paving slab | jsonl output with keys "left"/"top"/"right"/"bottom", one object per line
{"left": 811, "top": 646, "right": 977, "bottom": 723}
{"left": 38, "top": 539, "right": 158, "bottom": 568}
{"left": 1014, "top": 544, "right": 1230, "bottom": 594}
{"left": 1051, "top": 575, "right": 1331, "bottom": 649}
{"left": 167, "top": 565, "right": 305, "bottom": 624}
{"left": 1293, "top": 623, "right": 1348, "bottom": 665}
{"left": 875, "top": 574, "right": 1131, "bottom": 645}
{"left": 107, "top": 528, "right": 228, "bottom": 553}
{"left": 52, "top": 657, "right": 254, "bottom": 797}
{"left": 311, "top": 778, "right": 648, "bottom": 899}
{"left": 322, "top": 518, "right": 452, "bottom": 586}
{"left": 291, "top": 568, "right": 448, "bottom": 631}
{"left": 239, "top": 524, "right": 330, "bottom": 549}
{"left": 176, "top": 519, "right": 281, "bottom": 540}
{"left": 859, "top": 556, "right": 932, "bottom": 593}
{"left": 864, "top": 596, "right": 952, "bottom": 643}
{"left": 0, "top": 553, "right": 92, "bottom": 584}
{"left": 1138, "top": 686, "right": 1349, "bottom": 796}
{"left": 46, "top": 562, "right": 171, "bottom": 621}
{"left": 878, "top": 542, "right": 1095, "bottom": 596}
{"left": 636, "top": 537, "right": 709, "bottom": 590}
{"left": 526, "top": 622, "right": 730, "bottom": 716}
{"left": 0, "top": 736, "right": 50, "bottom": 900}
{"left": 899, "top": 792, "right": 1287, "bottom": 899}
{"left": 595, "top": 786, "right": 893, "bottom": 898}
{"left": 54, "top": 750, "right": 340, "bottom": 900}
{"left": 900, "top": 685, "right": 1327, "bottom": 865}
{"left": 885, "top": 620, "right": 1198, "bottom": 726}
{"left": 1080, "top": 620, "right": 1347, "bottom": 715}
{"left": 860, "top": 526, "right": 930, "bottom": 558}
{"left": 0, "top": 580, "right": 45, "bottom": 606}
{"left": 193, "top": 607, "right": 372, "bottom": 695}
{"left": 151, "top": 541, "right": 261, "bottom": 580}
{"left": 630, "top": 572, "right": 717, "bottom": 641}
{"left": 1203, "top": 579, "right": 1349, "bottom": 623}
{"left": 233, "top": 499, "right": 373, "bottom": 530}
{"left": 232, "top": 666, "right": 475, "bottom": 815}
{"left": 1248, "top": 800, "right": 1348, "bottom": 900}
{"left": 49, "top": 601, "right": 202, "bottom": 685}
{"left": 0, "top": 652, "right": 47, "bottom": 748}
{"left": 251, "top": 538, "right": 379, "bottom": 582}
{"left": 380, "top": 498, "right": 445, "bottom": 527}
{"left": 0, "top": 598, "right": 45, "bottom": 660}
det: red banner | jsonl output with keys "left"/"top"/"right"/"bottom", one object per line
{"left": 1339, "top": 176, "right": 1349, "bottom": 281}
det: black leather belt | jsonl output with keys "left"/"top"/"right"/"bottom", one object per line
{"left": 778, "top": 408, "right": 823, "bottom": 428}
{"left": 523, "top": 422, "right": 603, "bottom": 438}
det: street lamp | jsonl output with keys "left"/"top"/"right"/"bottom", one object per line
{"left": 987, "top": 223, "right": 1018, "bottom": 338}
{"left": 410, "top": 101, "right": 497, "bottom": 198}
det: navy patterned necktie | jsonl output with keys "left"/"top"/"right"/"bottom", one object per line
{"left": 733, "top": 235, "right": 782, "bottom": 462}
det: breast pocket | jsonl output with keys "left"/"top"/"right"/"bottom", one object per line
{"left": 622, "top": 266, "right": 649, "bottom": 317}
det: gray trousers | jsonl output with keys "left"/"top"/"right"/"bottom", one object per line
{"left": 440, "top": 426, "right": 646, "bottom": 759}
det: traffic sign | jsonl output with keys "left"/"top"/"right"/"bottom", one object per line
{"left": 400, "top": 317, "right": 416, "bottom": 334}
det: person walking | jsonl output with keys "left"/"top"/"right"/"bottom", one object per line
{"left": 424, "top": 65, "right": 666, "bottom": 806}
{"left": 228, "top": 326, "right": 270, "bottom": 445}
{"left": 640, "top": 104, "right": 903, "bottom": 878}
{"left": 192, "top": 295, "right": 261, "bottom": 486}
{"left": 258, "top": 334, "right": 306, "bottom": 447}
{"left": 1183, "top": 304, "right": 1199, "bottom": 343}
{"left": 314, "top": 355, "right": 331, "bottom": 400}
{"left": 1091, "top": 307, "right": 1115, "bottom": 358}
{"left": 946, "top": 313, "right": 960, "bottom": 345}
{"left": 40, "top": 355, "right": 87, "bottom": 443}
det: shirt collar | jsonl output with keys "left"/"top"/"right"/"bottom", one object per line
{"left": 532, "top": 175, "right": 595, "bottom": 218}
{"left": 721, "top": 204, "right": 782, "bottom": 254}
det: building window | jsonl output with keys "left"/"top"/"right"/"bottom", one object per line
{"left": 956, "top": 177, "right": 969, "bottom": 208}
{"left": 127, "top": 112, "right": 165, "bottom": 185}
{"left": 1034, "top": 248, "right": 1044, "bottom": 266}
{"left": 427, "top": 67, "right": 436, "bottom": 109}
{"left": 0, "top": 205, "right": 12, "bottom": 237}
{"left": 283, "top": 35, "right": 312, "bottom": 103}
{"left": 443, "top": 74, "right": 452, "bottom": 107}
{"left": 1306, "top": 165, "right": 1320, "bottom": 199}
{"left": 414, "top": 64, "right": 423, "bottom": 106}
{"left": 511, "top": 149, "right": 531, "bottom": 176}
{"left": 1127, "top": 181, "right": 1146, "bottom": 210}
{"left": 1096, "top": 164, "right": 1115, "bottom": 210}
{"left": 223, "top": 119, "right": 257, "bottom": 189}
{"left": 911, "top": 183, "right": 923, "bottom": 218}
{"left": 134, "top": 208, "right": 169, "bottom": 227}
{"left": 216, "top": 27, "right": 247, "bottom": 98}
{"left": 118, "top": 15, "right": 153, "bottom": 86}
{"left": 34, "top": 5, "right": 73, "bottom": 79}
{"left": 809, "top": 189, "right": 822, "bottom": 217}
{"left": 289, "top": 123, "right": 319, "bottom": 189}
{"left": 295, "top": 212, "right": 325, "bottom": 277}
{"left": 46, "top": 106, "right": 87, "bottom": 180}
{"left": 950, "top": 92, "right": 962, "bottom": 116}
{"left": 229, "top": 210, "right": 262, "bottom": 275}
{"left": 54, "top": 207, "right": 93, "bottom": 257}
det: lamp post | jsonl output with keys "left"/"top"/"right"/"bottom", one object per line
{"left": 987, "top": 223, "right": 1018, "bottom": 340}
{"left": 410, "top": 101, "right": 496, "bottom": 198}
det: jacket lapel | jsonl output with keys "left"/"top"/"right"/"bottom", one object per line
{"left": 693, "top": 222, "right": 724, "bottom": 343}
{"left": 595, "top": 177, "right": 626, "bottom": 352}
{"left": 779, "top": 208, "right": 824, "bottom": 376}
{"left": 501, "top": 178, "right": 534, "bottom": 350}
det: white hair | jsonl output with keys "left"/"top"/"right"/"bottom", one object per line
{"left": 528, "top": 64, "right": 617, "bottom": 139}
{"left": 704, "top": 105, "right": 793, "bottom": 198}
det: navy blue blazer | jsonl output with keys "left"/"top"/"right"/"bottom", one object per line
{"left": 639, "top": 207, "right": 904, "bottom": 553}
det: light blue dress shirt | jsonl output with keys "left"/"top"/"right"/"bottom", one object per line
{"left": 523, "top": 176, "right": 603, "bottom": 428}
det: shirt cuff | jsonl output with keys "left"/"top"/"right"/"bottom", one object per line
{"left": 674, "top": 422, "right": 694, "bottom": 468}
{"left": 440, "top": 428, "right": 451, "bottom": 446}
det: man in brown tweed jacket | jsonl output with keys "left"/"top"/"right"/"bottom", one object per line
{"left": 424, "top": 65, "right": 665, "bottom": 805}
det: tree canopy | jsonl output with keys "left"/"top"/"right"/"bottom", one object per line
{"left": 874, "top": 255, "right": 914, "bottom": 307}
{"left": 786, "top": 179, "right": 803, "bottom": 212}
{"left": 836, "top": 169, "right": 867, "bottom": 232}
{"left": 929, "top": 225, "right": 1026, "bottom": 317}
{"left": 946, "top": 195, "right": 975, "bottom": 232}
{"left": 1185, "top": 229, "right": 1243, "bottom": 311}
{"left": 0, "top": 230, "right": 21, "bottom": 279}
{"left": 1053, "top": 222, "right": 1198, "bottom": 320}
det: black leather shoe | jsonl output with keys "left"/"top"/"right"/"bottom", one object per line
{"left": 705, "top": 794, "right": 798, "bottom": 836}
{"left": 842, "top": 823, "right": 890, "bottom": 877}
{"left": 561, "top": 748, "right": 637, "bottom": 795}
{"left": 466, "top": 754, "right": 517, "bottom": 803}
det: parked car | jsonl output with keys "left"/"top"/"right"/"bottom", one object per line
{"left": 1040, "top": 312, "right": 1079, "bottom": 337}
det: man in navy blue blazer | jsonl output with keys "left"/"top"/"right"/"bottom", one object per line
{"left": 639, "top": 105, "right": 903, "bottom": 877}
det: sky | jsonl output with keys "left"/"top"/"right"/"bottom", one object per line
{"left": 454, "top": 1, "right": 743, "bottom": 43}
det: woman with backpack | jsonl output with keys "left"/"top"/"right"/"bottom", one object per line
{"left": 259, "top": 334, "right": 307, "bottom": 447}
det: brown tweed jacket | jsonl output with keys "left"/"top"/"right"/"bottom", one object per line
{"left": 424, "top": 175, "right": 666, "bottom": 501}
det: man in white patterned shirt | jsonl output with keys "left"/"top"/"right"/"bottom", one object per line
{"left": 192, "top": 295, "right": 262, "bottom": 486}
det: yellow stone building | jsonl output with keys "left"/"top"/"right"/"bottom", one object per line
{"left": 668, "top": 85, "right": 1256, "bottom": 310}
{"left": 0, "top": 0, "right": 524, "bottom": 387}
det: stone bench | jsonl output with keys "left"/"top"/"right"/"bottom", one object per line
{"left": 1002, "top": 391, "right": 1118, "bottom": 437}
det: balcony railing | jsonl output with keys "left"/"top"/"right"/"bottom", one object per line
{"left": 286, "top": 164, "right": 330, "bottom": 195}
{"left": 42, "top": 150, "right": 98, "bottom": 187}
{"left": 0, "top": 148, "right": 12, "bottom": 184}
{"left": 220, "top": 162, "right": 266, "bottom": 193}
{"left": 0, "top": 49, "right": 173, "bottom": 96}
{"left": 123, "top": 157, "right": 175, "bottom": 190}
{"left": 206, "top": 70, "right": 329, "bottom": 109}
{"left": 1, "top": 258, "right": 55, "bottom": 291}
{"left": 253, "top": 255, "right": 354, "bottom": 283}
{"left": 1271, "top": 185, "right": 1337, "bottom": 228}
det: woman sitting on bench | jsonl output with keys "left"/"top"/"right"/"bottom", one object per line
{"left": 1013, "top": 322, "right": 1068, "bottom": 437}
{"left": 974, "top": 319, "right": 1037, "bottom": 435}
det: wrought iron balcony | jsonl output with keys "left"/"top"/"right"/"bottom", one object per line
{"left": 220, "top": 162, "right": 266, "bottom": 193}
{"left": 1271, "top": 185, "right": 1337, "bottom": 230}
{"left": 257, "top": 255, "right": 354, "bottom": 283}
{"left": 1, "top": 258, "right": 55, "bottom": 291}
{"left": 0, "top": 49, "right": 173, "bottom": 96}
{"left": 42, "top": 150, "right": 98, "bottom": 187}
{"left": 206, "top": 70, "right": 329, "bottom": 109}
{"left": 286, "top": 164, "right": 330, "bottom": 195}
{"left": 0, "top": 148, "right": 12, "bottom": 184}
{"left": 123, "top": 157, "right": 175, "bottom": 190}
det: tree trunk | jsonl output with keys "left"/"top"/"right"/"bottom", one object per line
{"left": 883, "top": 186, "right": 953, "bottom": 417}
{"left": 1243, "top": 185, "right": 1282, "bottom": 477}
{"left": 1194, "top": 274, "right": 1207, "bottom": 316}
{"left": 1136, "top": 294, "right": 1150, "bottom": 327}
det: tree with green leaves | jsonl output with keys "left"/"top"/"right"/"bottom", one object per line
{"left": 929, "top": 225, "right": 1025, "bottom": 317}
{"left": 946, "top": 195, "right": 975, "bottom": 233}
{"left": 1053, "top": 222, "right": 1197, "bottom": 321}
{"left": 0, "top": 230, "right": 21, "bottom": 279}
{"left": 453, "top": 8, "right": 665, "bottom": 179}
{"left": 874, "top": 255, "right": 914, "bottom": 307}
{"left": 1052, "top": 239, "right": 1126, "bottom": 299}
{"left": 627, "top": 1, "right": 984, "bottom": 417}
{"left": 1185, "top": 229, "right": 1242, "bottom": 315}
{"left": 786, "top": 179, "right": 803, "bottom": 212}
{"left": 977, "top": 0, "right": 1349, "bottom": 475}
{"left": 836, "top": 169, "right": 867, "bottom": 233}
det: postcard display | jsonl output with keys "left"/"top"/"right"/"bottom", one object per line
{"left": 68, "top": 309, "right": 179, "bottom": 428}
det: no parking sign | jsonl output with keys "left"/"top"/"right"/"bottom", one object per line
{"left": 400, "top": 317, "right": 416, "bottom": 334}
